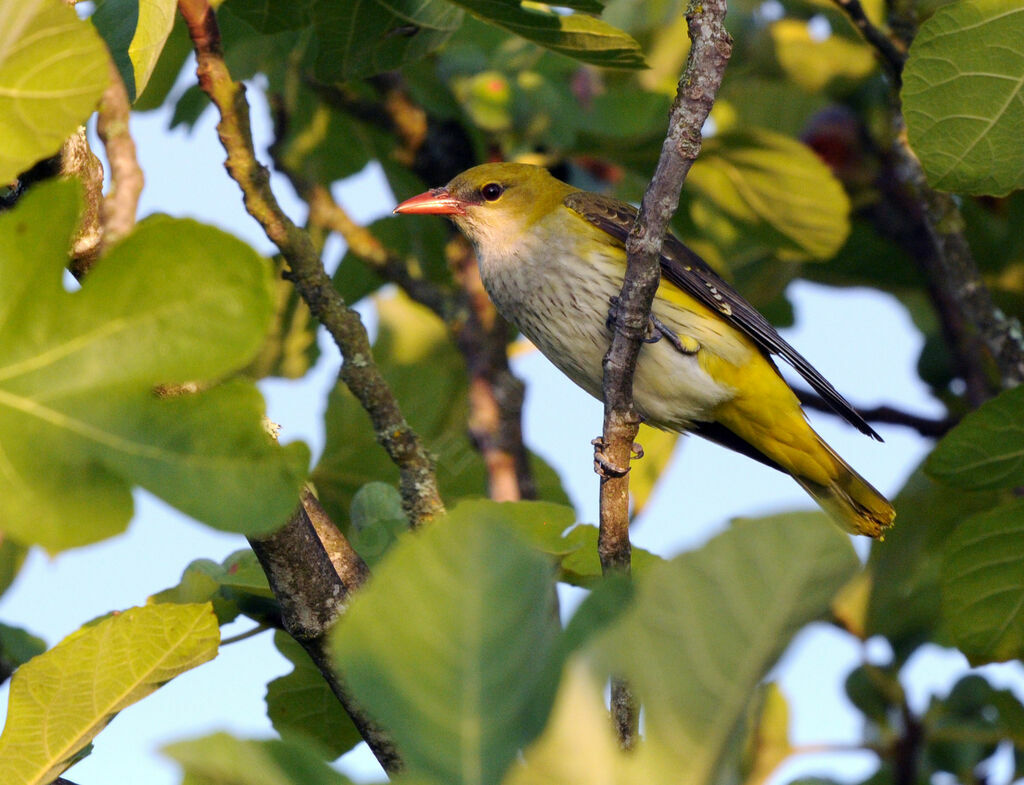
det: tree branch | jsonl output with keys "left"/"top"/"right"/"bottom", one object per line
{"left": 178, "top": 0, "right": 444, "bottom": 528}
{"left": 249, "top": 489, "right": 402, "bottom": 773}
{"left": 96, "top": 58, "right": 144, "bottom": 249}
{"left": 598, "top": 0, "right": 732, "bottom": 748}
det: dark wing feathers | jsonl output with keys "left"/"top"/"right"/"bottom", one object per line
{"left": 564, "top": 191, "right": 881, "bottom": 440}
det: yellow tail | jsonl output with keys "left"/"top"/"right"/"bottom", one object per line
{"left": 791, "top": 439, "right": 895, "bottom": 538}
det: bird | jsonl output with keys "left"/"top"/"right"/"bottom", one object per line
{"left": 394, "top": 163, "right": 895, "bottom": 537}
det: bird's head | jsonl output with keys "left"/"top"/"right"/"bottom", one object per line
{"left": 393, "top": 163, "right": 575, "bottom": 251}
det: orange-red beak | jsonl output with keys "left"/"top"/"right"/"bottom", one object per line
{"left": 393, "top": 187, "right": 466, "bottom": 216}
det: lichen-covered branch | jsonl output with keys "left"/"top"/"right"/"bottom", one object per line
{"left": 178, "top": 0, "right": 444, "bottom": 527}
{"left": 249, "top": 490, "right": 401, "bottom": 773}
{"left": 598, "top": 0, "right": 732, "bottom": 749}
{"left": 599, "top": 0, "right": 732, "bottom": 575}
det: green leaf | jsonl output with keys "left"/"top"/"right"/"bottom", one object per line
{"left": 228, "top": 0, "right": 317, "bottom": 33}
{"left": 866, "top": 464, "right": 1006, "bottom": 661}
{"left": 0, "top": 181, "right": 309, "bottom": 552}
{"left": 941, "top": 499, "right": 1024, "bottom": 663}
{"left": 0, "top": 0, "right": 109, "bottom": 182}
{"left": 926, "top": 385, "right": 1024, "bottom": 490}
{"left": 133, "top": 16, "right": 193, "bottom": 111}
{"left": 312, "top": 0, "right": 463, "bottom": 81}
{"left": 152, "top": 549, "right": 277, "bottom": 626}
{"left": 448, "top": 0, "right": 645, "bottom": 69}
{"left": 330, "top": 509, "right": 562, "bottom": 785}
{"left": 348, "top": 481, "right": 408, "bottom": 567}
{"left": 164, "top": 733, "right": 356, "bottom": 785}
{"left": 687, "top": 129, "right": 852, "bottom": 262}
{"left": 0, "top": 622, "right": 46, "bottom": 681}
{"left": 0, "top": 604, "right": 219, "bottom": 785}
{"left": 902, "top": 0, "right": 1024, "bottom": 196}
{"left": 244, "top": 258, "right": 319, "bottom": 380}
{"left": 558, "top": 523, "right": 662, "bottom": 587}
{"left": 770, "top": 20, "right": 876, "bottom": 93}
{"left": 0, "top": 537, "right": 28, "bottom": 599}
{"left": 265, "top": 632, "right": 362, "bottom": 760}
{"left": 92, "top": 0, "right": 177, "bottom": 102}
{"left": 593, "top": 513, "right": 859, "bottom": 783}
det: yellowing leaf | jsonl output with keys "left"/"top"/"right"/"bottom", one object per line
{"left": 771, "top": 19, "right": 877, "bottom": 93}
{"left": 0, "top": 0, "right": 108, "bottom": 181}
{"left": 0, "top": 604, "right": 219, "bottom": 785}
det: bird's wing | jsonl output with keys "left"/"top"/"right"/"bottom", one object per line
{"left": 563, "top": 190, "right": 880, "bottom": 440}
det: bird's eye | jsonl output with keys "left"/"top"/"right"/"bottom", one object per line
{"left": 481, "top": 183, "right": 504, "bottom": 201}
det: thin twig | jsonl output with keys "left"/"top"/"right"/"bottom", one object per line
{"left": 829, "top": 0, "right": 906, "bottom": 86}
{"left": 220, "top": 624, "right": 270, "bottom": 646}
{"left": 795, "top": 389, "right": 957, "bottom": 438}
{"left": 96, "top": 58, "right": 144, "bottom": 248}
{"left": 178, "top": 0, "right": 444, "bottom": 528}
{"left": 598, "top": 0, "right": 732, "bottom": 749}
{"left": 62, "top": 127, "right": 105, "bottom": 277}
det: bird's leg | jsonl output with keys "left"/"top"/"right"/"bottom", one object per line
{"left": 646, "top": 314, "right": 699, "bottom": 355}
{"left": 592, "top": 437, "right": 645, "bottom": 477}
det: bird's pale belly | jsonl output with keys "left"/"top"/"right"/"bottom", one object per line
{"left": 479, "top": 246, "right": 740, "bottom": 432}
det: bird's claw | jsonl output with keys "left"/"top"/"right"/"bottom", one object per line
{"left": 591, "top": 437, "right": 630, "bottom": 478}
{"left": 632, "top": 441, "right": 644, "bottom": 460}
{"left": 645, "top": 314, "right": 697, "bottom": 355}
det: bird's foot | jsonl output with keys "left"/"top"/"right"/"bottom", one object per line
{"left": 605, "top": 296, "right": 622, "bottom": 332}
{"left": 591, "top": 437, "right": 630, "bottom": 478}
{"left": 645, "top": 314, "right": 699, "bottom": 355}
{"left": 591, "top": 437, "right": 643, "bottom": 477}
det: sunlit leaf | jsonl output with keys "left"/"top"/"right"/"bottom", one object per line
{"left": 0, "top": 604, "right": 219, "bottom": 785}
{"left": 902, "top": 0, "right": 1024, "bottom": 196}
{"left": 0, "top": 0, "right": 108, "bottom": 182}
{"left": 92, "top": 0, "right": 177, "bottom": 101}
{"left": 447, "top": 0, "right": 645, "bottom": 69}
{"left": 0, "top": 181, "right": 309, "bottom": 552}
{"left": 771, "top": 20, "right": 876, "bottom": 93}
{"left": 687, "top": 129, "right": 851, "bottom": 262}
